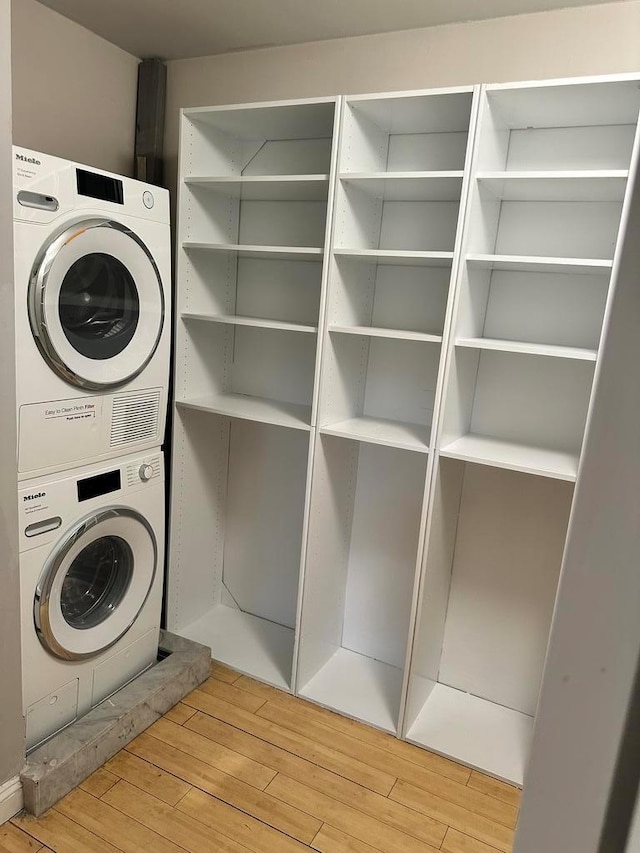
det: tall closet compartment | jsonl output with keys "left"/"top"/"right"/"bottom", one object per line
{"left": 167, "top": 98, "right": 340, "bottom": 690}
{"left": 403, "top": 75, "right": 640, "bottom": 785}
{"left": 296, "top": 87, "right": 479, "bottom": 732}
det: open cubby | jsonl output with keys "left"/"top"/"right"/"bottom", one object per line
{"left": 455, "top": 262, "right": 609, "bottom": 356}
{"left": 327, "top": 254, "right": 450, "bottom": 338}
{"left": 476, "top": 79, "right": 640, "bottom": 173}
{"left": 181, "top": 101, "right": 337, "bottom": 177}
{"left": 167, "top": 409, "right": 312, "bottom": 690}
{"left": 181, "top": 186, "right": 328, "bottom": 249}
{"left": 298, "top": 436, "right": 428, "bottom": 732}
{"left": 440, "top": 347, "right": 594, "bottom": 480}
{"left": 178, "top": 316, "right": 316, "bottom": 430}
{"left": 180, "top": 246, "right": 322, "bottom": 330}
{"left": 333, "top": 183, "right": 460, "bottom": 254}
{"left": 341, "top": 89, "right": 474, "bottom": 173}
{"left": 405, "top": 460, "right": 573, "bottom": 784}
{"left": 319, "top": 332, "right": 441, "bottom": 452}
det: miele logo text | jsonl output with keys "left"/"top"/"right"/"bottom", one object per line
{"left": 23, "top": 492, "right": 46, "bottom": 502}
{"left": 15, "top": 153, "right": 41, "bottom": 165}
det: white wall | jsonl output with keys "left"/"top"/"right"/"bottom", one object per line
{"left": 165, "top": 0, "right": 640, "bottom": 187}
{"left": 11, "top": 0, "right": 139, "bottom": 175}
{"left": 0, "top": 0, "right": 24, "bottom": 802}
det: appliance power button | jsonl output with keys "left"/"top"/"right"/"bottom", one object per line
{"left": 139, "top": 464, "right": 154, "bottom": 482}
{"left": 142, "top": 191, "right": 154, "bottom": 209}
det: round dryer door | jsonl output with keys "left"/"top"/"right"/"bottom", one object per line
{"left": 34, "top": 508, "right": 157, "bottom": 661}
{"left": 28, "top": 218, "right": 164, "bottom": 390}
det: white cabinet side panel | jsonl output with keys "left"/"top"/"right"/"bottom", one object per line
{"left": 514, "top": 101, "right": 640, "bottom": 853}
{"left": 439, "top": 464, "right": 573, "bottom": 716}
{"left": 342, "top": 444, "right": 427, "bottom": 669}
{"left": 297, "top": 436, "right": 358, "bottom": 688}
{"left": 167, "top": 409, "right": 229, "bottom": 630}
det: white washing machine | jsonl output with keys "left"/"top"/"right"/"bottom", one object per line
{"left": 19, "top": 449, "right": 164, "bottom": 751}
{"left": 13, "top": 147, "right": 171, "bottom": 481}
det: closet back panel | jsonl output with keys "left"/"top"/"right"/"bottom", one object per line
{"left": 505, "top": 125, "right": 637, "bottom": 170}
{"left": 242, "top": 138, "right": 333, "bottom": 175}
{"left": 469, "top": 350, "right": 594, "bottom": 452}
{"left": 224, "top": 420, "right": 309, "bottom": 629}
{"left": 387, "top": 132, "right": 469, "bottom": 171}
{"left": 492, "top": 201, "right": 623, "bottom": 259}
{"left": 480, "top": 270, "right": 609, "bottom": 348}
{"left": 231, "top": 326, "right": 316, "bottom": 406}
{"left": 329, "top": 259, "right": 450, "bottom": 334}
{"left": 438, "top": 464, "right": 573, "bottom": 715}
{"left": 363, "top": 338, "right": 440, "bottom": 426}
{"left": 235, "top": 258, "right": 322, "bottom": 324}
{"left": 342, "top": 443, "right": 427, "bottom": 669}
{"left": 239, "top": 200, "right": 328, "bottom": 247}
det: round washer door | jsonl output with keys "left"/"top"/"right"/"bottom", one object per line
{"left": 34, "top": 507, "right": 157, "bottom": 661}
{"left": 29, "top": 218, "right": 164, "bottom": 390}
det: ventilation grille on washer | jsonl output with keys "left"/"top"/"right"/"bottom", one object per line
{"left": 110, "top": 389, "right": 161, "bottom": 448}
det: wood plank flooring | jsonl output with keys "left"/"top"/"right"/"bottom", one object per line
{"left": 7, "top": 663, "right": 520, "bottom": 853}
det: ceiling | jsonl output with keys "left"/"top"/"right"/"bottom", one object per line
{"left": 37, "top": 0, "right": 627, "bottom": 60}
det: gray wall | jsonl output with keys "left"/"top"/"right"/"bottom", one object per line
{"left": 11, "top": 0, "right": 139, "bottom": 175}
{"left": 165, "top": 0, "right": 640, "bottom": 191}
{"left": 0, "top": 0, "right": 24, "bottom": 790}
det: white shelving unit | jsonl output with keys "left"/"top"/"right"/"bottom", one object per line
{"left": 168, "top": 97, "right": 340, "bottom": 689}
{"left": 169, "top": 75, "right": 640, "bottom": 787}
{"left": 297, "top": 86, "right": 479, "bottom": 731}
{"left": 404, "top": 75, "right": 640, "bottom": 785}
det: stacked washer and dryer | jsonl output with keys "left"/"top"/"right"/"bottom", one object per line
{"left": 12, "top": 148, "right": 171, "bottom": 750}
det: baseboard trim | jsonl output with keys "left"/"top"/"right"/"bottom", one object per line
{"left": 0, "top": 775, "right": 23, "bottom": 824}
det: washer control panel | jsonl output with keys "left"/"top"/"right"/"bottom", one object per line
{"left": 126, "top": 455, "right": 162, "bottom": 488}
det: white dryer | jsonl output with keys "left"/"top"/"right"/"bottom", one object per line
{"left": 19, "top": 449, "right": 164, "bottom": 751}
{"left": 13, "top": 147, "right": 171, "bottom": 481}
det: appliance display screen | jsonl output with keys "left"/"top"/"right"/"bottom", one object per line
{"left": 77, "top": 470, "right": 121, "bottom": 502}
{"left": 76, "top": 169, "right": 124, "bottom": 204}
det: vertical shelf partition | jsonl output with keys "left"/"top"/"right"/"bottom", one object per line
{"left": 168, "top": 97, "right": 340, "bottom": 690}
{"left": 296, "top": 87, "right": 479, "bottom": 732}
{"left": 404, "top": 75, "right": 640, "bottom": 784}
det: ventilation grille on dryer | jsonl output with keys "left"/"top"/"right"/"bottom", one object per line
{"left": 110, "top": 389, "right": 161, "bottom": 448}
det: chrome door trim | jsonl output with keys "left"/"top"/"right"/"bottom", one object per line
{"left": 34, "top": 506, "right": 157, "bottom": 661}
{"left": 28, "top": 218, "right": 165, "bottom": 391}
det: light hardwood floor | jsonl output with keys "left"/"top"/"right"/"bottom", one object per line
{"left": 5, "top": 662, "right": 520, "bottom": 853}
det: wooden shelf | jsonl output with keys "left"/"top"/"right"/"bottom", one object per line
{"left": 340, "top": 172, "right": 464, "bottom": 201}
{"left": 177, "top": 394, "right": 312, "bottom": 432}
{"left": 329, "top": 324, "right": 442, "bottom": 344}
{"left": 466, "top": 253, "right": 612, "bottom": 274}
{"left": 476, "top": 170, "right": 628, "bottom": 201}
{"left": 182, "top": 312, "right": 318, "bottom": 334}
{"left": 299, "top": 648, "right": 403, "bottom": 734}
{"left": 185, "top": 174, "right": 330, "bottom": 201}
{"left": 456, "top": 337, "right": 597, "bottom": 361}
{"left": 183, "top": 242, "right": 324, "bottom": 260}
{"left": 335, "top": 248, "right": 454, "bottom": 267}
{"left": 179, "top": 604, "right": 294, "bottom": 691}
{"left": 406, "top": 683, "right": 534, "bottom": 786}
{"left": 321, "top": 416, "right": 430, "bottom": 453}
{"left": 440, "top": 434, "right": 579, "bottom": 481}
